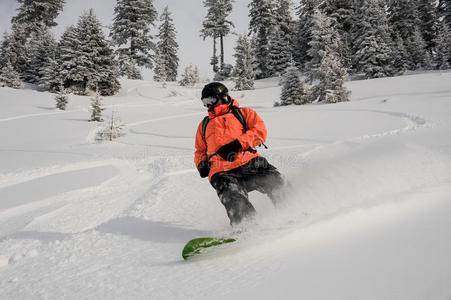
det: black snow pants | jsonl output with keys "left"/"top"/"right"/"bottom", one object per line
{"left": 210, "top": 156, "right": 285, "bottom": 226}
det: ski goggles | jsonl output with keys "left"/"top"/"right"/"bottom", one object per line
{"left": 201, "top": 96, "right": 219, "bottom": 107}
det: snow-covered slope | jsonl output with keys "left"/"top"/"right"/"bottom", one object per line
{"left": 0, "top": 72, "right": 450, "bottom": 299}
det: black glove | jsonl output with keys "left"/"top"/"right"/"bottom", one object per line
{"left": 217, "top": 139, "right": 242, "bottom": 162}
{"left": 197, "top": 160, "right": 211, "bottom": 178}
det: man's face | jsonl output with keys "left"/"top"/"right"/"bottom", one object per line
{"left": 205, "top": 96, "right": 227, "bottom": 111}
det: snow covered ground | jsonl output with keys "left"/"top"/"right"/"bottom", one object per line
{"left": 0, "top": 72, "right": 450, "bottom": 299}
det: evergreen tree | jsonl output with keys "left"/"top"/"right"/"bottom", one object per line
{"left": 72, "top": 9, "right": 120, "bottom": 95}
{"left": 90, "top": 91, "right": 105, "bottom": 122}
{"left": 0, "top": 61, "right": 23, "bottom": 89}
{"left": 0, "top": 33, "right": 17, "bottom": 70}
{"left": 392, "top": 34, "right": 410, "bottom": 74}
{"left": 248, "top": 0, "right": 276, "bottom": 78}
{"left": 154, "top": 6, "right": 179, "bottom": 82}
{"left": 55, "top": 83, "right": 68, "bottom": 110}
{"left": 294, "top": 0, "right": 317, "bottom": 68}
{"left": 153, "top": 49, "right": 168, "bottom": 83}
{"left": 274, "top": 0, "right": 296, "bottom": 53}
{"left": 268, "top": 29, "right": 292, "bottom": 76}
{"left": 351, "top": 0, "right": 395, "bottom": 78}
{"left": 179, "top": 65, "right": 200, "bottom": 86}
{"left": 12, "top": 0, "right": 65, "bottom": 36}
{"left": 201, "top": 0, "right": 235, "bottom": 74}
{"left": 267, "top": 0, "right": 294, "bottom": 76}
{"left": 23, "top": 27, "right": 57, "bottom": 84}
{"left": 417, "top": 0, "right": 438, "bottom": 52}
{"left": 58, "top": 25, "right": 79, "bottom": 89}
{"left": 319, "top": 53, "right": 350, "bottom": 103}
{"left": 9, "top": 0, "right": 64, "bottom": 79}
{"left": 434, "top": 21, "right": 451, "bottom": 69}
{"left": 277, "top": 66, "right": 307, "bottom": 106}
{"left": 306, "top": 10, "right": 341, "bottom": 82}
{"left": 319, "top": 0, "right": 354, "bottom": 69}
{"left": 0, "top": 32, "right": 24, "bottom": 88}
{"left": 201, "top": 0, "right": 220, "bottom": 72}
{"left": 438, "top": 0, "right": 451, "bottom": 29}
{"left": 307, "top": 10, "right": 350, "bottom": 103}
{"left": 110, "top": 0, "right": 158, "bottom": 79}
{"left": 3, "top": 25, "right": 30, "bottom": 75}
{"left": 39, "top": 54, "right": 61, "bottom": 92}
{"left": 405, "top": 26, "right": 430, "bottom": 69}
{"left": 96, "top": 109, "right": 125, "bottom": 141}
{"left": 233, "top": 34, "right": 256, "bottom": 90}
{"left": 388, "top": 0, "right": 420, "bottom": 44}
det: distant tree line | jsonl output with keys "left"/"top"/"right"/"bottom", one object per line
{"left": 0, "top": 0, "right": 180, "bottom": 94}
{"left": 204, "top": 0, "right": 451, "bottom": 105}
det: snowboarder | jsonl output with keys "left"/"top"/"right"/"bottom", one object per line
{"left": 194, "top": 82, "right": 286, "bottom": 226}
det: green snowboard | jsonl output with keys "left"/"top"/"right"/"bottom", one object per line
{"left": 182, "top": 237, "right": 236, "bottom": 260}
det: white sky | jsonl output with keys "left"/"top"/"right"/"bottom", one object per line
{"left": 0, "top": 0, "right": 253, "bottom": 80}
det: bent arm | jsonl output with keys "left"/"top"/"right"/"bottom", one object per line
{"left": 236, "top": 108, "right": 267, "bottom": 150}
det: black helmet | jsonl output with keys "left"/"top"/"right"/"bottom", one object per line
{"left": 201, "top": 82, "right": 229, "bottom": 100}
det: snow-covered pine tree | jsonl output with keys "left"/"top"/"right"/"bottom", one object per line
{"left": 179, "top": 65, "right": 200, "bottom": 86}
{"left": 392, "top": 33, "right": 410, "bottom": 74}
{"left": 7, "top": 24, "right": 30, "bottom": 75}
{"left": 0, "top": 32, "right": 23, "bottom": 88}
{"left": 201, "top": 0, "right": 235, "bottom": 75}
{"left": 318, "top": 0, "right": 354, "bottom": 69}
{"left": 319, "top": 53, "right": 350, "bottom": 103}
{"left": 110, "top": 0, "right": 158, "bottom": 79}
{"left": 417, "top": 0, "right": 438, "bottom": 53}
{"left": 118, "top": 57, "right": 142, "bottom": 80}
{"left": 90, "top": 90, "right": 105, "bottom": 122}
{"left": 153, "top": 49, "right": 167, "bottom": 83}
{"left": 8, "top": 0, "right": 64, "bottom": 79}
{"left": 216, "top": 0, "right": 235, "bottom": 75}
{"left": 248, "top": 0, "right": 276, "bottom": 78}
{"left": 96, "top": 109, "right": 125, "bottom": 142}
{"left": 434, "top": 21, "right": 451, "bottom": 69}
{"left": 154, "top": 6, "right": 179, "bottom": 82}
{"left": 319, "top": 0, "right": 354, "bottom": 31}
{"left": 306, "top": 9, "right": 341, "bottom": 82}
{"left": 97, "top": 64, "right": 121, "bottom": 96}
{"left": 388, "top": 0, "right": 420, "bottom": 46}
{"left": 0, "top": 61, "right": 23, "bottom": 89}
{"left": 268, "top": 29, "right": 292, "bottom": 76}
{"left": 23, "top": 26, "right": 57, "bottom": 84}
{"left": 201, "top": 0, "right": 220, "bottom": 73}
{"left": 277, "top": 66, "right": 307, "bottom": 106}
{"left": 405, "top": 26, "right": 430, "bottom": 70}
{"left": 72, "top": 9, "right": 120, "bottom": 95}
{"left": 55, "top": 82, "right": 68, "bottom": 110}
{"left": 0, "top": 33, "right": 14, "bottom": 69}
{"left": 438, "top": 0, "right": 451, "bottom": 29}
{"left": 58, "top": 25, "right": 79, "bottom": 90}
{"left": 233, "top": 34, "right": 256, "bottom": 90}
{"left": 39, "top": 54, "right": 61, "bottom": 92}
{"left": 293, "top": 0, "right": 318, "bottom": 69}
{"left": 307, "top": 9, "right": 350, "bottom": 103}
{"left": 11, "top": 0, "right": 65, "bottom": 36}
{"left": 351, "top": 0, "right": 395, "bottom": 78}
{"left": 274, "top": 0, "right": 296, "bottom": 54}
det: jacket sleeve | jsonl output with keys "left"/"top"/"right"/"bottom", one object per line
{"left": 194, "top": 121, "right": 208, "bottom": 168}
{"left": 236, "top": 108, "right": 267, "bottom": 150}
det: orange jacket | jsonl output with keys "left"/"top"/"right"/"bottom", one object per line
{"left": 194, "top": 99, "right": 267, "bottom": 181}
